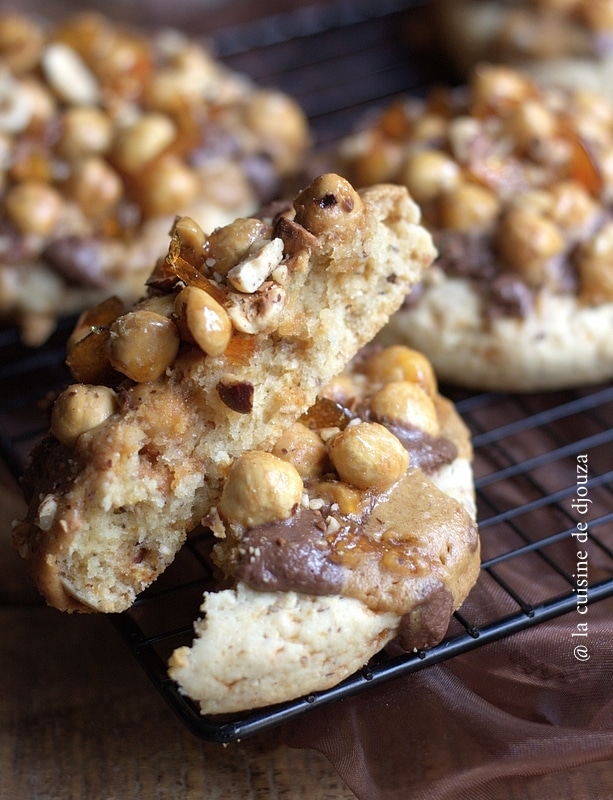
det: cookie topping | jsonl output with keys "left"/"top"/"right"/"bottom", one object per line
{"left": 338, "top": 63, "right": 613, "bottom": 310}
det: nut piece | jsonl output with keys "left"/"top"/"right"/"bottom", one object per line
{"left": 111, "top": 113, "right": 177, "bottom": 174}
{"left": 272, "top": 422, "right": 328, "bottom": 478}
{"left": 369, "top": 381, "right": 440, "bottom": 438}
{"left": 41, "top": 42, "right": 99, "bottom": 105}
{"left": 50, "top": 384, "right": 118, "bottom": 447}
{"left": 5, "top": 180, "right": 63, "bottom": 236}
{"left": 218, "top": 451, "right": 303, "bottom": 528}
{"left": 174, "top": 286, "right": 232, "bottom": 356}
{"left": 226, "top": 281, "right": 287, "bottom": 334}
{"left": 364, "top": 345, "right": 437, "bottom": 397}
{"left": 204, "top": 218, "right": 271, "bottom": 277}
{"left": 227, "top": 238, "right": 284, "bottom": 293}
{"left": 327, "top": 421, "right": 409, "bottom": 492}
{"left": 293, "top": 173, "right": 364, "bottom": 236}
{"left": 107, "top": 310, "right": 180, "bottom": 382}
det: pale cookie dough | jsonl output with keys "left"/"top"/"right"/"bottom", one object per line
{"left": 433, "top": 0, "right": 613, "bottom": 100}
{"left": 13, "top": 174, "right": 436, "bottom": 614}
{"left": 337, "top": 63, "right": 613, "bottom": 391}
{"left": 0, "top": 10, "right": 310, "bottom": 345}
{"left": 169, "top": 345, "right": 479, "bottom": 714}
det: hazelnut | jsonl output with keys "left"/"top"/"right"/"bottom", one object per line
{"left": 400, "top": 149, "right": 460, "bottom": 204}
{"left": 327, "top": 421, "right": 409, "bottom": 491}
{"left": 50, "top": 384, "right": 118, "bottom": 447}
{"left": 218, "top": 451, "right": 303, "bottom": 528}
{"left": 369, "top": 381, "right": 440, "bottom": 438}
{"left": 364, "top": 346, "right": 437, "bottom": 398}
{"left": 112, "top": 113, "right": 177, "bottom": 174}
{"left": 293, "top": 173, "right": 364, "bottom": 236}
{"left": 174, "top": 286, "right": 232, "bottom": 356}
{"left": 5, "top": 180, "right": 63, "bottom": 236}
{"left": 204, "top": 218, "right": 271, "bottom": 277}
{"left": 107, "top": 310, "right": 180, "bottom": 382}
{"left": 272, "top": 422, "right": 328, "bottom": 478}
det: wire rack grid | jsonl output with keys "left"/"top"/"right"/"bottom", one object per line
{"left": 1, "top": 0, "right": 612, "bottom": 744}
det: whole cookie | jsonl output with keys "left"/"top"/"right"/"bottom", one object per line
{"left": 0, "top": 11, "right": 310, "bottom": 344}
{"left": 169, "top": 344, "right": 479, "bottom": 714}
{"left": 337, "top": 64, "right": 613, "bottom": 391}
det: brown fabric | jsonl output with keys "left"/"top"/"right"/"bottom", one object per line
{"left": 282, "top": 535, "right": 613, "bottom": 799}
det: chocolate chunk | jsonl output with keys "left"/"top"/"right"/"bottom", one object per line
{"left": 43, "top": 236, "right": 110, "bottom": 289}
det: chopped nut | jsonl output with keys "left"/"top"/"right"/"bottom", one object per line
{"left": 216, "top": 378, "right": 254, "bottom": 414}
{"left": 226, "top": 281, "right": 287, "bottom": 334}
{"left": 50, "top": 384, "right": 118, "bottom": 446}
{"left": 204, "top": 218, "right": 272, "bottom": 277}
{"left": 227, "top": 237, "right": 284, "bottom": 293}
{"left": 41, "top": 42, "right": 100, "bottom": 105}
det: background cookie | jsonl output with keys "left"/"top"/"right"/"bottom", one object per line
{"left": 169, "top": 344, "right": 479, "bottom": 714}
{"left": 0, "top": 10, "right": 310, "bottom": 344}
{"left": 13, "top": 174, "right": 435, "bottom": 614}
{"left": 337, "top": 63, "right": 613, "bottom": 391}
{"left": 433, "top": 0, "right": 613, "bottom": 99}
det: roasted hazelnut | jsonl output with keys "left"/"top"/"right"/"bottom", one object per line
{"left": 272, "top": 422, "right": 328, "bottom": 478}
{"left": 50, "top": 384, "right": 118, "bottom": 446}
{"left": 174, "top": 286, "right": 232, "bottom": 356}
{"left": 497, "top": 208, "right": 565, "bottom": 285}
{"left": 204, "top": 218, "right": 271, "bottom": 277}
{"left": 400, "top": 149, "right": 460, "bottom": 204}
{"left": 369, "top": 381, "right": 440, "bottom": 438}
{"left": 107, "top": 310, "right": 180, "bottom": 382}
{"left": 112, "top": 113, "right": 176, "bottom": 174}
{"left": 293, "top": 173, "right": 364, "bottom": 236}
{"left": 218, "top": 451, "right": 303, "bottom": 528}
{"left": 364, "top": 346, "right": 437, "bottom": 398}
{"left": 327, "top": 421, "right": 409, "bottom": 491}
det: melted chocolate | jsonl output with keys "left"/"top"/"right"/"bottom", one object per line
{"left": 234, "top": 509, "right": 345, "bottom": 595}
{"left": 396, "top": 583, "right": 454, "bottom": 651}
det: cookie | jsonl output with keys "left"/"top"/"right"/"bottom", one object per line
{"left": 0, "top": 10, "right": 310, "bottom": 345}
{"left": 337, "top": 64, "right": 613, "bottom": 391}
{"left": 433, "top": 0, "right": 613, "bottom": 98}
{"left": 13, "top": 173, "right": 436, "bottom": 613}
{"left": 168, "top": 345, "right": 479, "bottom": 714}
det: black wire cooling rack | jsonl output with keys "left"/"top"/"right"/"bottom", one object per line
{"left": 1, "top": 0, "right": 613, "bottom": 744}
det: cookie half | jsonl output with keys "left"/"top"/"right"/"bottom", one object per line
{"left": 168, "top": 345, "right": 479, "bottom": 714}
{"left": 13, "top": 173, "right": 436, "bottom": 613}
{"left": 337, "top": 64, "right": 613, "bottom": 391}
{"left": 0, "top": 10, "right": 310, "bottom": 344}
